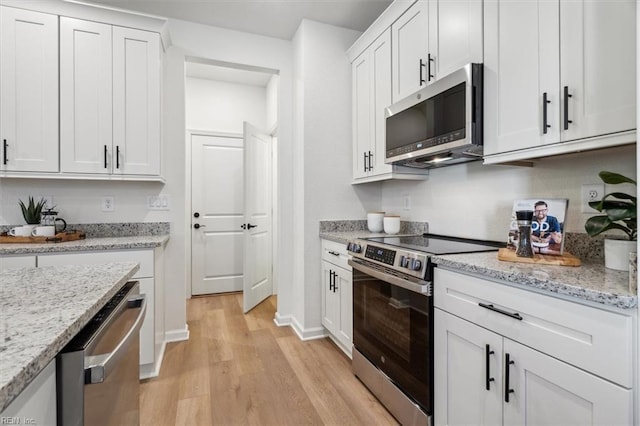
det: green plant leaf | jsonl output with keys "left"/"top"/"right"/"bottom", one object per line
{"left": 599, "top": 171, "right": 637, "bottom": 185}
{"left": 585, "top": 215, "right": 612, "bottom": 236}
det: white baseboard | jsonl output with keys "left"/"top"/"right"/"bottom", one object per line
{"left": 139, "top": 341, "right": 167, "bottom": 380}
{"left": 165, "top": 325, "right": 190, "bottom": 343}
{"left": 274, "top": 312, "right": 328, "bottom": 340}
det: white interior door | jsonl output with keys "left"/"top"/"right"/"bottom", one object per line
{"left": 191, "top": 133, "right": 244, "bottom": 295}
{"left": 242, "top": 122, "right": 273, "bottom": 313}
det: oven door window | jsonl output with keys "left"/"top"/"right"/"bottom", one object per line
{"left": 353, "top": 267, "right": 432, "bottom": 413}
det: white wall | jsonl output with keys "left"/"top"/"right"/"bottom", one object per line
{"left": 293, "top": 19, "right": 381, "bottom": 335}
{"left": 186, "top": 77, "right": 267, "bottom": 132}
{"left": 381, "top": 144, "right": 636, "bottom": 242}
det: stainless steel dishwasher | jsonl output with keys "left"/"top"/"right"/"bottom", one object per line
{"left": 57, "top": 281, "right": 146, "bottom": 426}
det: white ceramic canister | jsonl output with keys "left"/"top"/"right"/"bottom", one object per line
{"left": 367, "top": 212, "right": 385, "bottom": 232}
{"left": 383, "top": 215, "right": 401, "bottom": 235}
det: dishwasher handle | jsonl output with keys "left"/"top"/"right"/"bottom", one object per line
{"left": 85, "top": 295, "right": 147, "bottom": 384}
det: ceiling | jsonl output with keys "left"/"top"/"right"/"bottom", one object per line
{"left": 81, "top": 0, "right": 394, "bottom": 41}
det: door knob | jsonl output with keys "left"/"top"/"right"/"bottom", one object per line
{"left": 194, "top": 212, "right": 200, "bottom": 218}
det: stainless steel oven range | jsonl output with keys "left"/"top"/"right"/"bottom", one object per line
{"left": 347, "top": 234, "right": 502, "bottom": 425}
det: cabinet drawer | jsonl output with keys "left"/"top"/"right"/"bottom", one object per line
{"left": 37, "top": 249, "right": 154, "bottom": 278}
{"left": 321, "top": 239, "right": 351, "bottom": 270}
{"left": 434, "top": 267, "right": 634, "bottom": 388}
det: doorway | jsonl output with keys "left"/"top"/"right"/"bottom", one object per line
{"left": 185, "top": 58, "right": 278, "bottom": 311}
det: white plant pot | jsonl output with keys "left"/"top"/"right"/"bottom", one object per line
{"left": 604, "top": 238, "right": 637, "bottom": 271}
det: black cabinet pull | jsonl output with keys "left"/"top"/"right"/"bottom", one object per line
{"left": 504, "top": 353, "right": 515, "bottom": 403}
{"left": 329, "top": 270, "right": 335, "bottom": 291}
{"left": 104, "top": 145, "right": 108, "bottom": 169}
{"left": 194, "top": 223, "right": 205, "bottom": 229}
{"left": 194, "top": 212, "right": 200, "bottom": 218}
{"left": 2, "top": 139, "right": 7, "bottom": 165}
{"left": 542, "top": 92, "right": 551, "bottom": 134}
{"left": 419, "top": 58, "right": 426, "bottom": 85}
{"left": 368, "top": 150, "right": 373, "bottom": 171}
{"left": 363, "top": 152, "right": 368, "bottom": 172}
{"left": 427, "top": 53, "right": 434, "bottom": 81}
{"left": 116, "top": 145, "right": 120, "bottom": 169}
{"left": 563, "top": 86, "right": 573, "bottom": 130}
{"left": 479, "top": 303, "right": 523, "bottom": 321}
{"left": 247, "top": 223, "right": 257, "bottom": 229}
{"left": 485, "top": 344, "right": 495, "bottom": 391}
{"left": 328, "top": 250, "right": 340, "bottom": 256}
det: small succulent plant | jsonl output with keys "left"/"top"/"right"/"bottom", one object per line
{"left": 18, "top": 196, "right": 47, "bottom": 225}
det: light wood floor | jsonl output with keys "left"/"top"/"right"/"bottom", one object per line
{"left": 140, "top": 293, "right": 398, "bottom": 425}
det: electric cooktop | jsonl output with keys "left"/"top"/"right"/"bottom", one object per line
{"left": 363, "top": 233, "right": 504, "bottom": 255}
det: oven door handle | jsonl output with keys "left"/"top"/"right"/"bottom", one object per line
{"left": 84, "top": 295, "right": 147, "bottom": 384}
{"left": 348, "top": 258, "right": 432, "bottom": 295}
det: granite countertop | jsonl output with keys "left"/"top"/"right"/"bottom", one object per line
{"left": 320, "top": 230, "right": 637, "bottom": 310}
{"left": 0, "top": 235, "right": 169, "bottom": 255}
{"left": 0, "top": 262, "right": 140, "bottom": 412}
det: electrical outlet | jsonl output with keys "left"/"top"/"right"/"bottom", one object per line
{"left": 403, "top": 195, "right": 411, "bottom": 211}
{"left": 581, "top": 184, "right": 604, "bottom": 213}
{"left": 102, "top": 196, "right": 115, "bottom": 212}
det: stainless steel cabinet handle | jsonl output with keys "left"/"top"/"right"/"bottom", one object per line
{"left": 85, "top": 295, "right": 147, "bottom": 384}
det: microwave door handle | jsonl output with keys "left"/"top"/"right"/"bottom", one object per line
{"left": 84, "top": 295, "right": 147, "bottom": 384}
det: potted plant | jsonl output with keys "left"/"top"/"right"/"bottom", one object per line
{"left": 18, "top": 196, "right": 47, "bottom": 229}
{"left": 584, "top": 171, "right": 637, "bottom": 271}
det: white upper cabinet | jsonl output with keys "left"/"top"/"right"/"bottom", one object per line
{"left": 353, "top": 29, "right": 393, "bottom": 180}
{"left": 391, "top": 0, "right": 429, "bottom": 103}
{"left": 61, "top": 18, "right": 161, "bottom": 176}
{"left": 60, "top": 18, "right": 113, "bottom": 174}
{"left": 0, "top": 7, "right": 59, "bottom": 172}
{"left": 113, "top": 27, "right": 161, "bottom": 176}
{"left": 428, "top": 0, "right": 483, "bottom": 81}
{"left": 484, "top": 0, "right": 636, "bottom": 162}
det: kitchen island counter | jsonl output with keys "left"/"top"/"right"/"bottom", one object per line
{"left": 0, "top": 262, "right": 139, "bottom": 412}
{"left": 0, "top": 235, "right": 169, "bottom": 255}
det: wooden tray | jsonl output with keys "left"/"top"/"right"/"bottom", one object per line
{"left": 0, "top": 231, "right": 86, "bottom": 244}
{"left": 497, "top": 248, "right": 581, "bottom": 267}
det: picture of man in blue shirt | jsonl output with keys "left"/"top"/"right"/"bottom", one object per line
{"left": 531, "top": 200, "right": 562, "bottom": 245}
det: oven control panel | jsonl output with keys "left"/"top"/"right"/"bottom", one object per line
{"left": 364, "top": 245, "right": 396, "bottom": 265}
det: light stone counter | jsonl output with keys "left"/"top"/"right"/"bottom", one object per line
{"left": 0, "top": 262, "right": 140, "bottom": 412}
{"left": 0, "top": 235, "right": 169, "bottom": 255}
{"left": 320, "top": 230, "right": 636, "bottom": 310}
{"left": 433, "top": 252, "right": 636, "bottom": 310}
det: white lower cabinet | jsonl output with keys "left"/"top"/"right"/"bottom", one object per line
{"left": 36, "top": 248, "right": 165, "bottom": 379}
{"left": 434, "top": 267, "right": 634, "bottom": 426}
{"left": 0, "top": 359, "right": 56, "bottom": 425}
{"left": 321, "top": 239, "right": 352, "bottom": 357}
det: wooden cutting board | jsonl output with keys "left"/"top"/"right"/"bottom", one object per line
{"left": 498, "top": 248, "right": 581, "bottom": 267}
{"left": 0, "top": 231, "right": 86, "bottom": 244}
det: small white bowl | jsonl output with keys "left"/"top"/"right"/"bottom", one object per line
{"left": 383, "top": 216, "right": 400, "bottom": 235}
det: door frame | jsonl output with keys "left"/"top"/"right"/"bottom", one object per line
{"left": 185, "top": 129, "right": 279, "bottom": 299}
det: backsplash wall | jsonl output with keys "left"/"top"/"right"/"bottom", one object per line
{"left": 381, "top": 144, "right": 636, "bottom": 242}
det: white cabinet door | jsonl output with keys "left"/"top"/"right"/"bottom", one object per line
{"left": 60, "top": 17, "right": 113, "bottom": 174}
{"left": 321, "top": 260, "right": 339, "bottom": 335}
{"left": 560, "top": 0, "right": 636, "bottom": 142}
{"left": 335, "top": 266, "right": 352, "bottom": 353}
{"left": 369, "top": 29, "right": 393, "bottom": 176}
{"left": 0, "top": 359, "right": 56, "bottom": 425}
{"left": 483, "top": 0, "right": 559, "bottom": 156}
{"left": 112, "top": 26, "right": 161, "bottom": 176}
{"left": 503, "top": 339, "right": 632, "bottom": 426}
{"left": 435, "top": 309, "right": 503, "bottom": 426}
{"left": 0, "top": 7, "right": 59, "bottom": 172}
{"left": 352, "top": 29, "right": 392, "bottom": 181}
{"left": 391, "top": 0, "right": 429, "bottom": 102}
{"left": 428, "top": 0, "right": 483, "bottom": 80}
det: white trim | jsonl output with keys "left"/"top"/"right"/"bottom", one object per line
{"left": 274, "top": 312, "right": 329, "bottom": 341}
{"left": 0, "top": 172, "right": 165, "bottom": 182}
{"left": 139, "top": 341, "right": 167, "bottom": 379}
{"left": 165, "top": 326, "right": 190, "bottom": 343}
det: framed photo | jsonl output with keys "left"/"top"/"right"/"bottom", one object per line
{"left": 506, "top": 199, "right": 569, "bottom": 256}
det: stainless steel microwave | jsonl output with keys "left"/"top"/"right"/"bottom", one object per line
{"left": 385, "top": 63, "right": 483, "bottom": 169}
